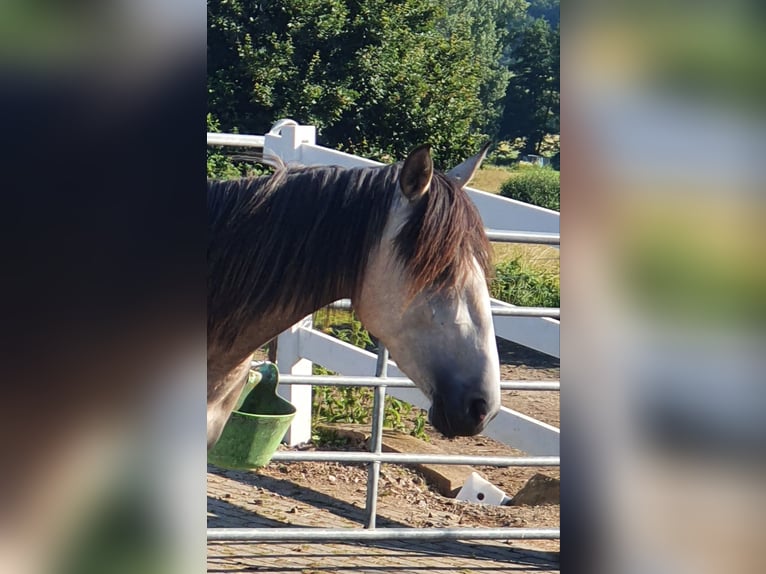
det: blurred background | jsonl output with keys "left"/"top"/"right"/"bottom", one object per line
{"left": 563, "top": 1, "right": 765, "bottom": 573}
{"left": 0, "top": 1, "right": 207, "bottom": 574}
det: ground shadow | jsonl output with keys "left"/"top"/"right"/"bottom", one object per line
{"left": 208, "top": 466, "right": 558, "bottom": 570}
{"left": 496, "top": 338, "right": 559, "bottom": 369}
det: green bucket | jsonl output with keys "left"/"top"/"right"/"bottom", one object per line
{"left": 208, "top": 362, "right": 296, "bottom": 470}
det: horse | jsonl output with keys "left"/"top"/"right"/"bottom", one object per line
{"left": 207, "top": 144, "right": 501, "bottom": 449}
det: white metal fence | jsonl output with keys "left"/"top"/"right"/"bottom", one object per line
{"left": 207, "top": 120, "right": 560, "bottom": 542}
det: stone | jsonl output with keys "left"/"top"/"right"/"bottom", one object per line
{"left": 511, "top": 473, "right": 560, "bottom": 506}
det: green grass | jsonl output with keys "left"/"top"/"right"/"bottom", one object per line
{"left": 492, "top": 242, "right": 559, "bottom": 275}
{"left": 490, "top": 258, "right": 560, "bottom": 308}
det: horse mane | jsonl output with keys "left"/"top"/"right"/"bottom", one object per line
{"left": 207, "top": 161, "right": 491, "bottom": 347}
{"left": 396, "top": 170, "right": 492, "bottom": 297}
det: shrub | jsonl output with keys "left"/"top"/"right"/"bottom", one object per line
{"left": 490, "top": 258, "right": 559, "bottom": 308}
{"left": 499, "top": 167, "right": 560, "bottom": 211}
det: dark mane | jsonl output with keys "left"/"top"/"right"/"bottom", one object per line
{"left": 208, "top": 162, "right": 491, "bottom": 347}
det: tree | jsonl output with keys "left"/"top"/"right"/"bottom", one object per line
{"left": 499, "top": 6, "right": 560, "bottom": 155}
{"left": 207, "top": 0, "right": 513, "bottom": 167}
{"left": 441, "top": 0, "right": 527, "bottom": 138}
{"left": 207, "top": 0, "right": 357, "bottom": 135}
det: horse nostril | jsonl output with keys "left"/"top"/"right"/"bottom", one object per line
{"left": 469, "top": 398, "right": 489, "bottom": 423}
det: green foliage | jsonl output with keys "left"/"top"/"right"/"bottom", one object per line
{"left": 312, "top": 384, "right": 429, "bottom": 441}
{"left": 500, "top": 2, "right": 560, "bottom": 155}
{"left": 206, "top": 114, "right": 240, "bottom": 179}
{"left": 485, "top": 139, "right": 522, "bottom": 166}
{"left": 206, "top": 113, "right": 268, "bottom": 179}
{"left": 207, "top": 0, "right": 524, "bottom": 167}
{"left": 331, "top": 319, "right": 375, "bottom": 352}
{"left": 491, "top": 258, "right": 560, "bottom": 307}
{"left": 499, "top": 166, "right": 559, "bottom": 211}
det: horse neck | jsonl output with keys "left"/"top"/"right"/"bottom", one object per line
{"left": 251, "top": 165, "right": 395, "bottom": 315}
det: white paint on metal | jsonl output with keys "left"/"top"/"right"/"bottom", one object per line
{"left": 492, "top": 298, "right": 560, "bottom": 359}
{"left": 206, "top": 132, "right": 265, "bottom": 148}
{"left": 466, "top": 186, "right": 559, "bottom": 234}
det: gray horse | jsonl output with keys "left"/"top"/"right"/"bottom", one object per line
{"left": 207, "top": 145, "right": 500, "bottom": 448}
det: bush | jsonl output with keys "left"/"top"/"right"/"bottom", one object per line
{"left": 490, "top": 258, "right": 559, "bottom": 308}
{"left": 499, "top": 167, "right": 560, "bottom": 211}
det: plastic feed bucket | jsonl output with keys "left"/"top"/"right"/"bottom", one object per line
{"left": 208, "top": 362, "right": 296, "bottom": 469}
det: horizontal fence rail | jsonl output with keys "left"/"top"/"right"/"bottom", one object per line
{"left": 485, "top": 229, "right": 560, "bottom": 245}
{"left": 270, "top": 452, "right": 559, "bottom": 466}
{"left": 278, "top": 373, "right": 560, "bottom": 391}
{"left": 326, "top": 298, "right": 560, "bottom": 319}
{"left": 207, "top": 132, "right": 265, "bottom": 147}
{"left": 491, "top": 306, "right": 559, "bottom": 318}
{"left": 209, "top": 527, "right": 561, "bottom": 542}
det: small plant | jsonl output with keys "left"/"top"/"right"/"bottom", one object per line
{"left": 312, "top": 385, "right": 429, "bottom": 441}
{"left": 312, "top": 364, "right": 336, "bottom": 376}
{"left": 491, "top": 258, "right": 560, "bottom": 308}
{"left": 499, "top": 166, "right": 560, "bottom": 212}
{"left": 331, "top": 318, "right": 375, "bottom": 351}
{"left": 410, "top": 409, "right": 428, "bottom": 440}
{"left": 310, "top": 311, "right": 430, "bottom": 441}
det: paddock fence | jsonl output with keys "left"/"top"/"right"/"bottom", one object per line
{"left": 207, "top": 120, "right": 560, "bottom": 542}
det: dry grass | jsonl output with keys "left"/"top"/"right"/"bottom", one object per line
{"left": 492, "top": 243, "right": 560, "bottom": 273}
{"left": 469, "top": 166, "right": 517, "bottom": 194}
{"left": 468, "top": 167, "right": 559, "bottom": 272}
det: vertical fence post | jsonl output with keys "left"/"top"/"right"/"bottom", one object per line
{"left": 365, "top": 346, "right": 389, "bottom": 528}
{"left": 277, "top": 315, "right": 314, "bottom": 446}
{"left": 264, "top": 119, "right": 317, "bottom": 447}
{"left": 263, "top": 120, "right": 316, "bottom": 165}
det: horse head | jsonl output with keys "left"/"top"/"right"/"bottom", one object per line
{"left": 354, "top": 145, "right": 501, "bottom": 437}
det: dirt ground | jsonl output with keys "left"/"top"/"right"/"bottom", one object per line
{"left": 238, "top": 339, "right": 560, "bottom": 552}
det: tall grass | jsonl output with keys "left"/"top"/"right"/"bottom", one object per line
{"left": 490, "top": 258, "right": 560, "bottom": 307}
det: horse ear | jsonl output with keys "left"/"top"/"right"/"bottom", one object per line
{"left": 446, "top": 142, "right": 492, "bottom": 188}
{"left": 400, "top": 144, "right": 433, "bottom": 202}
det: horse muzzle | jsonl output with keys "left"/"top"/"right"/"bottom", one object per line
{"left": 428, "top": 392, "right": 500, "bottom": 438}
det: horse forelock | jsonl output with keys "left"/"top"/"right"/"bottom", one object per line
{"left": 394, "top": 171, "right": 493, "bottom": 297}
